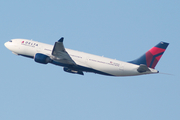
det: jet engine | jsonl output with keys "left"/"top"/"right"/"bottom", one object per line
{"left": 34, "top": 53, "right": 51, "bottom": 64}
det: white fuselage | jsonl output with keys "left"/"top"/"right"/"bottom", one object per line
{"left": 4, "top": 39, "right": 158, "bottom": 76}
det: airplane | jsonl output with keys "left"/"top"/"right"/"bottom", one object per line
{"left": 4, "top": 37, "right": 169, "bottom": 76}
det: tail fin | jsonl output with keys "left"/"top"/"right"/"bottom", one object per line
{"left": 129, "top": 41, "right": 169, "bottom": 69}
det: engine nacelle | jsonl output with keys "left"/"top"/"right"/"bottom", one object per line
{"left": 63, "top": 67, "right": 84, "bottom": 75}
{"left": 34, "top": 53, "right": 51, "bottom": 64}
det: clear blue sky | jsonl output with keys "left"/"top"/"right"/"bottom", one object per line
{"left": 0, "top": 0, "right": 179, "bottom": 120}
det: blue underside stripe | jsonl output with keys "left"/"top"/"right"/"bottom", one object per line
{"left": 51, "top": 60, "right": 114, "bottom": 76}
{"left": 20, "top": 54, "right": 34, "bottom": 59}
{"left": 19, "top": 54, "right": 114, "bottom": 76}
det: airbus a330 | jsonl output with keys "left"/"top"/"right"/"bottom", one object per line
{"left": 4, "top": 37, "right": 169, "bottom": 76}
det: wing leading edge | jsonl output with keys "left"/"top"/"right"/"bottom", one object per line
{"left": 51, "top": 37, "right": 84, "bottom": 75}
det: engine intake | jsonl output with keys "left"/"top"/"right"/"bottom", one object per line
{"left": 34, "top": 53, "right": 51, "bottom": 64}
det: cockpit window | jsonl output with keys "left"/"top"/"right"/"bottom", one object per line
{"left": 9, "top": 40, "right": 12, "bottom": 42}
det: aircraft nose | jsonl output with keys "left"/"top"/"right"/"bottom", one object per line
{"left": 4, "top": 41, "right": 11, "bottom": 50}
{"left": 4, "top": 42, "right": 8, "bottom": 48}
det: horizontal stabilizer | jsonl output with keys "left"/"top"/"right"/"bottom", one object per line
{"left": 137, "top": 64, "right": 150, "bottom": 73}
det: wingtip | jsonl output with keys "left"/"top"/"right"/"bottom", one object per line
{"left": 58, "top": 37, "right": 64, "bottom": 42}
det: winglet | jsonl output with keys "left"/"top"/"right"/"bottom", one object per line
{"left": 58, "top": 37, "right": 64, "bottom": 42}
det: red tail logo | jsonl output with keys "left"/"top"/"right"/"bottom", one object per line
{"left": 146, "top": 47, "right": 166, "bottom": 68}
{"left": 129, "top": 42, "right": 169, "bottom": 68}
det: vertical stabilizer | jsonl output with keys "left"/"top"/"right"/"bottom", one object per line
{"left": 129, "top": 42, "right": 169, "bottom": 69}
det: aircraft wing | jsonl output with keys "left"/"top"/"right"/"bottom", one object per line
{"left": 51, "top": 37, "right": 76, "bottom": 65}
